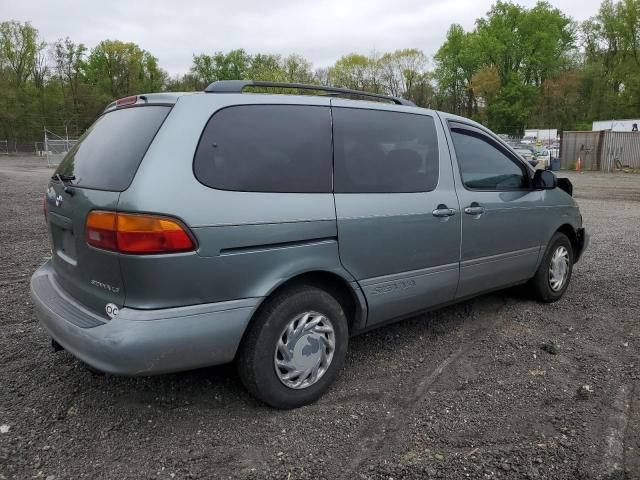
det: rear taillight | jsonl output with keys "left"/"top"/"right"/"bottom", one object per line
{"left": 86, "top": 211, "right": 195, "bottom": 254}
{"left": 86, "top": 211, "right": 118, "bottom": 251}
{"left": 43, "top": 194, "right": 48, "bottom": 222}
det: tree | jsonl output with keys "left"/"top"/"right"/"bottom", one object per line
{"left": 581, "top": 0, "right": 640, "bottom": 121}
{"left": 379, "top": 48, "right": 428, "bottom": 97}
{"left": 328, "top": 54, "right": 374, "bottom": 91}
{"left": 433, "top": 2, "right": 577, "bottom": 131}
{"left": 533, "top": 70, "right": 584, "bottom": 131}
{"left": 87, "top": 40, "right": 166, "bottom": 101}
{"left": 471, "top": 66, "right": 501, "bottom": 123}
{"left": 247, "top": 53, "right": 285, "bottom": 82}
{"left": 282, "top": 54, "right": 314, "bottom": 83}
{"left": 433, "top": 25, "right": 479, "bottom": 116}
{"left": 190, "top": 53, "right": 217, "bottom": 87}
{"left": 52, "top": 38, "right": 87, "bottom": 118}
{"left": 486, "top": 73, "right": 538, "bottom": 134}
{"left": 404, "top": 72, "right": 435, "bottom": 108}
{"left": 212, "top": 49, "right": 251, "bottom": 80}
{"left": 190, "top": 49, "right": 252, "bottom": 87}
{"left": 3, "top": 1, "right": 639, "bottom": 147}
{"left": 0, "top": 21, "right": 43, "bottom": 87}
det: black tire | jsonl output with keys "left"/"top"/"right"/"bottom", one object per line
{"left": 236, "top": 285, "right": 349, "bottom": 409}
{"left": 530, "top": 232, "right": 574, "bottom": 303}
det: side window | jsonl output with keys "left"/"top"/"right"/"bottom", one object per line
{"left": 194, "top": 105, "right": 332, "bottom": 193}
{"left": 333, "top": 108, "right": 439, "bottom": 193}
{"left": 450, "top": 128, "right": 528, "bottom": 190}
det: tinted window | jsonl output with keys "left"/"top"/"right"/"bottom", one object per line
{"left": 333, "top": 108, "right": 439, "bottom": 193}
{"left": 194, "top": 105, "right": 332, "bottom": 193}
{"left": 450, "top": 129, "right": 527, "bottom": 190}
{"left": 55, "top": 106, "right": 170, "bottom": 191}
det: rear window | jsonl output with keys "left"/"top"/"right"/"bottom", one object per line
{"left": 55, "top": 106, "right": 170, "bottom": 191}
{"left": 333, "top": 108, "right": 439, "bottom": 193}
{"left": 194, "top": 105, "right": 332, "bottom": 193}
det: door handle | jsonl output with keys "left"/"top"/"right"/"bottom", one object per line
{"left": 464, "top": 203, "right": 485, "bottom": 216}
{"left": 432, "top": 204, "right": 457, "bottom": 217}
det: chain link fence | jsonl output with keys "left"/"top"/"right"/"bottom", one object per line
{"left": 44, "top": 129, "right": 78, "bottom": 167}
{"left": 0, "top": 130, "right": 78, "bottom": 168}
{"left": 0, "top": 140, "right": 54, "bottom": 156}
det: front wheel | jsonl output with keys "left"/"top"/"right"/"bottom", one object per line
{"left": 236, "top": 285, "right": 349, "bottom": 409}
{"left": 530, "top": 232, "right": 574, "bottom": 303}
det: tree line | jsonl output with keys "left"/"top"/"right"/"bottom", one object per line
{"left": 1, "top": 0, "right": 639, "bottom": 146}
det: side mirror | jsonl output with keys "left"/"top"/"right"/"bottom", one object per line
{"left": 533, "top": 169, "right": 557, "bottom": 189}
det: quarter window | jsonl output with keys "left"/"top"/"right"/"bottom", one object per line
{"left": 450, "top": 128, "right": 528, "bottom": 190}
{"left": 194, "top": 105, "right": 332, "bottom": 193}
{"left": 333, "top": 108, "right": 439, "bottom": 193}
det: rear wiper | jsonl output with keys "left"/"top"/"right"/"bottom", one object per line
{"left": 52, "top": 173, "right": 75, "bottom": 182}
{"left": 53, "top": 173, "right": 75, "bottom": 195}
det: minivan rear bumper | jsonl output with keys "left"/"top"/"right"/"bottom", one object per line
{"left": 30, "top": 261, "right": 258, "bottom": 375}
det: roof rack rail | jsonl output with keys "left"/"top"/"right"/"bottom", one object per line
{"left": 204, "top": 80, "right": 415, "bottom": 106}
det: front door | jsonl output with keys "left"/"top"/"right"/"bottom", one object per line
{"left": 444, "top": 120, "right": 544, "bottom": 299}
{"left": 331, "top": 100, "right": 461, "bottom": 326}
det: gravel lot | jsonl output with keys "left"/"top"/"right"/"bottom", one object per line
{"left": 1, "top": 157, "right": 639, "bottom": 480}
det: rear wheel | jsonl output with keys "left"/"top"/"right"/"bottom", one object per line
{"left": 236, "top": 285, "right": 348, "bottom": 409}
{"left": 530, "top": 232, "right": 574, "bottom": 302}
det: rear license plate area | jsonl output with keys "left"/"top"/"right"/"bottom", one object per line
{"left": 52, "top": 224, "right": 77, "bottom": 264}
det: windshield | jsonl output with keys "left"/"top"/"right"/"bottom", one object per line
{"left": 55, "top": 106, "right": 170, "bottom": 191}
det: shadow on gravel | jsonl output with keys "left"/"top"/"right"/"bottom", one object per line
{"left": 52, "top": 293, "right": 508, "bottom": 412}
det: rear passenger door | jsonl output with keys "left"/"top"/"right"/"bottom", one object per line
{"left": 444, "top": 121, "right": 543, "bottom": 298}
{"left": 331, "top": 100, "right": 461, "bottom": 326}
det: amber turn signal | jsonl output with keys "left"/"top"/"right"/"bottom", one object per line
{"left": 86, "top": 211, "right": 195, "bottom": 254}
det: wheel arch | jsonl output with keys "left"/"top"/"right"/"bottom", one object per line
{"left": 534, "top": 223, "right": 579, "bottom": 272}
{"left": 243, "top": 270, "right": 367, "bottom": 344}
{"left": 555, "top": 224, "right": 579, "bottom": 255}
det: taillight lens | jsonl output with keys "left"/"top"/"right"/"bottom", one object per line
{"left": 86, "top": 211, "right": 118, "bottom": 251}
{"left": 86, "top": 211, "right": 195, "bottom": 254}
{"left": 115, "top": 95, "right": 137, "bottom": 107}
{"left": 43, "top": 194, "right": 48, "bottom": 222}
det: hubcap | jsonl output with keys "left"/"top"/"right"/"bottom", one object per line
{"left": 274, "top": 311, "right": 335, "bottom": 390}
{"left": 549, "top": 246, "right": 570, "bottom": 291}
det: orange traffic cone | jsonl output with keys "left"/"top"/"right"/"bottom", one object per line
{"left": 576, "top": 157, "right": 582, "bottom": 171}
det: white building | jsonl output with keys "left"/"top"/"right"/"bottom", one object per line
{"left": 592, "top": 119, "right": 640, "bottom": 132}
{"left": 524, "top": 129, "right": 558, "bottom": 142}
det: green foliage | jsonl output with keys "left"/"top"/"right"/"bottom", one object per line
{"left": 327, "top": 50, "right": 431, "bottom": 103}
{"left": 434, "top": 2, "right": 577, "bottom": 134}
{"left": 485, "top": 73, "right": 539, "bottom": 135}
{"left": 187, "top": 50, "right": 314, "bottom": 89}
{"left": 328, "top": 54, "right": 375, "bottom": 91}
{"left": 87, "top": 40, "right": 167, "bottom": 101}
{"left": 581, "top": 0, "right": 640, "bottom": 120}
{"left": 1, "top": 1, "right": 640, "bottom": 146}
{"left": 0, "top": 21, "right": 43, "bottom": 87}
{"left": 433, "top": 24, "right": 480, "bottom": 116}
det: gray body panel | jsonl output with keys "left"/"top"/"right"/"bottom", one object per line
{"left": 31, "top": 261, "right": 257, "bottom": 374}
{"left": 117, "top": 94, "right": 351, "bottom": 309}
{"left": 437, "top": 112, "right": 582, "bottom": 298}
{"left": 331, "top": 99, "right": 461, "bottom": 325}
{"left": 45, "top": 184, "right": 122, "bottom": 318}
{"left": 31, "top": 92, "right": 586, "bottom": 376}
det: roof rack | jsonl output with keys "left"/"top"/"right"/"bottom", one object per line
{"left": 204, "top": 80, "right": 415, "bottom": 106}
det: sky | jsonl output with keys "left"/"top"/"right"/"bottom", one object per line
{"left": 5, "top": 0, "right": 603, "bottom": 76}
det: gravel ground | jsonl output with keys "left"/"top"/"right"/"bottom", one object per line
{"left": 1, "top": 158, "right": 638, "bottom": 480}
